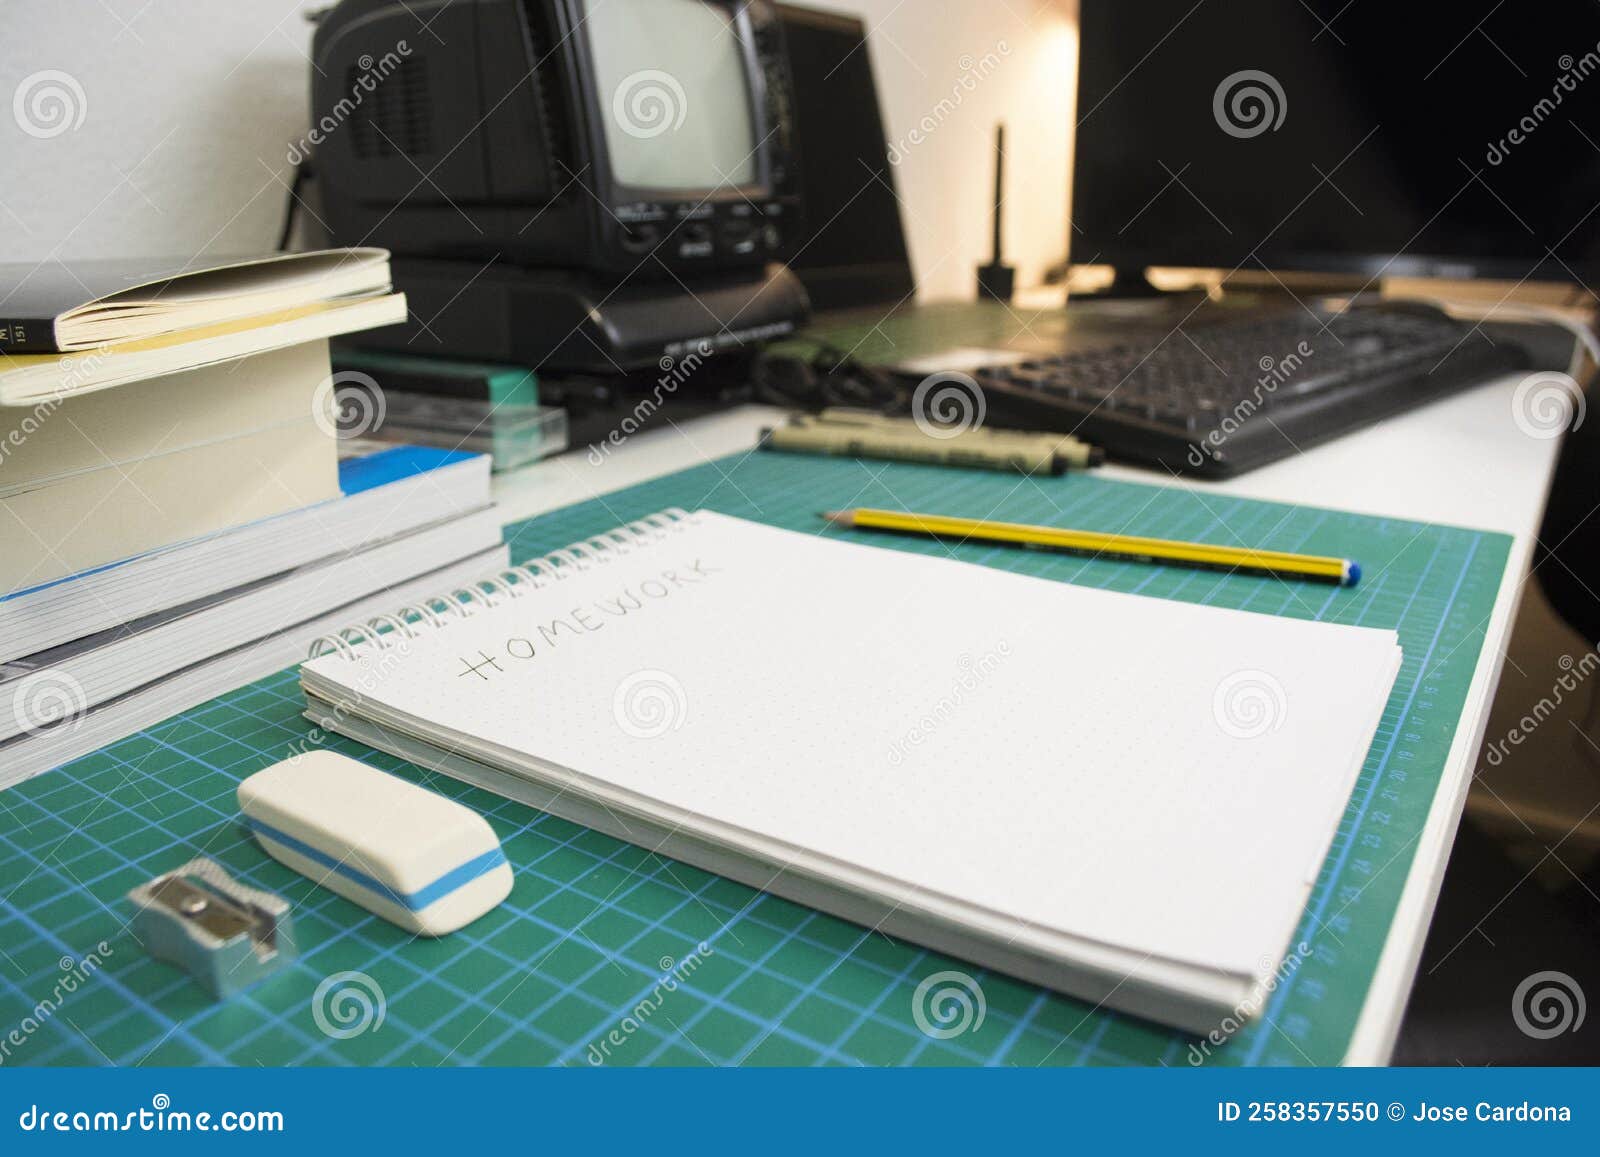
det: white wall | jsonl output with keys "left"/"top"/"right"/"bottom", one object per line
{"left": 800, "top": 0, "right": 1075, "bottom": 300}
{"left": 1, "top": 0, "right": 1075, "bottom": 302}
{"left": 2, "top": 1, "right": 328, "bottom": 265}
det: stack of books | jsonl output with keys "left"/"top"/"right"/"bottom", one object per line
{"left": 328, "top": 347, "right": 569, "bottom": 471}
{"left": 0, "top": 250, "right": 508, "bottom": 788}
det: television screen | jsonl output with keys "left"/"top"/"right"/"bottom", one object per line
{"left": 584, "top": 0, "right": 758, "bottom": 191}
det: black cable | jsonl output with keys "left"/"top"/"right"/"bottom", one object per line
{"left": 277, "top": 160, "right": 310, "bottom": 251}
{"left": 750, "top": 342, "right": 907, "bottom": 412}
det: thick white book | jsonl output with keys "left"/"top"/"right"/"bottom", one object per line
{"left": 0, "top": 445, "right": 491, "bottom": 663}
{"left": 0, "top": 508, "right": 503, "bottom": 741}
{"left": 298, "top": 509, "right": 1402, "bottom": 1032}
{"left": 0, "top": 545, "right": 506, "bottom": 792}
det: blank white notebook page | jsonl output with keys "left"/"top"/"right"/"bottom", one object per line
{"left": 303, "top": 511, "right": 1402, "bottom": 979}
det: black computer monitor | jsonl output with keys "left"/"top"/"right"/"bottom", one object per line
{"left": 776, "top": 3, "right": 915, "bottom": 311}
{"left": 1070, "top": 0, "right": 1600, "bottom": 288}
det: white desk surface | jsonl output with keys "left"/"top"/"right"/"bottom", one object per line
{"left": 492, "top": 372, "right": 1565, "bottom": 1065}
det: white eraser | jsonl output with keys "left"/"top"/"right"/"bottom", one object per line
{"left": 237, "top": 751, "right": 512, "bottom": 936}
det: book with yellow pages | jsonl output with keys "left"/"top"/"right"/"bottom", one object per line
{"left": 0, "top": 249, "right": 408, "bottom": 590}
{"left": 0, "top": 291, "right": 407, "bottom": 405}
{"left": 0, "top": 248, "right": 392, "bottom": 353}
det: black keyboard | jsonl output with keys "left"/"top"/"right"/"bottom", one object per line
{"left": 969, "top": 305, "right": 1529, "bottom": 477}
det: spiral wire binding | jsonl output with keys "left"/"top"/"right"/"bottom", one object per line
{"left": 306, "top": 508, "right": 695, "bottom": 661}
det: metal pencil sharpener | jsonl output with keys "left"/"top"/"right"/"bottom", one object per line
{"left": 127, "top": 858, "right": 296, "bottom": 999}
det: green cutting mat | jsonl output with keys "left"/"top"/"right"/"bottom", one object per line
{"left": 0, "top": 451, "right": 1510, "bottom": 1067}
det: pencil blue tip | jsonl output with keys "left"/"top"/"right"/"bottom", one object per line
{"left": 1345, "top": 561, "right": 1361, "bottom": 587}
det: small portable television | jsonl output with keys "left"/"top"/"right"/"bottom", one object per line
{"left": 310, "top": 0, "right": 810, "bottom": 370}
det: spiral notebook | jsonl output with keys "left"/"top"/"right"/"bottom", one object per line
{"left": 299, "top": 508, "right": 1403, "bottom": 1032}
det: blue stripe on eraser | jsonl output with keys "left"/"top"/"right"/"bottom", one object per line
{"left": 1344, "top": 561, "right": 1361, "bottom": 587}
{"left": 246, "top": 818, "right": 507, "bottom": 912}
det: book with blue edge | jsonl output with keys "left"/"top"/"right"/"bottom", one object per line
{"left": 0, "top": 443, "right": 492, "bottom": 662}
{"left": 0, "top": 443, "right": 507, "bottom": 789}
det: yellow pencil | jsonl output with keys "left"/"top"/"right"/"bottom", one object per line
{"left": 821, "top": 507, "right": 1361, "bottom": 586}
